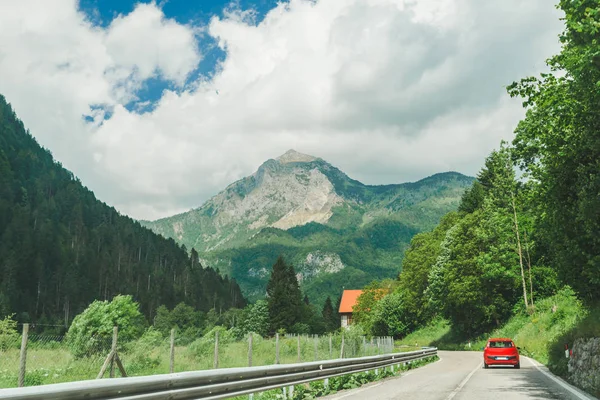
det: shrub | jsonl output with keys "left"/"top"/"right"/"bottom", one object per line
{"left": 0, "top": 314, "right": 19, "bottom": 351}
{"left": 66, "top": 295, "right": 146, "bottom": 358}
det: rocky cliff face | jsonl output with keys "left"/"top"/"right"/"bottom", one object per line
{"left": 145, "top": 150, "right": 351, "bottom": 251}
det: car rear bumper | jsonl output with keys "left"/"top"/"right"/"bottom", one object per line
{"left": 485, "top": 356, "right": 519, "bottom": 366}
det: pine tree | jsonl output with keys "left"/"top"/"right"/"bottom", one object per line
{"left": 266, "top": 256, "right": 302, "bottom": 333}
{"left": 321, "top": 296, "right": 338, "bottom": 332}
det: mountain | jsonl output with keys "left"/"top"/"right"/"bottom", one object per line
{"left": 143, "top": 149, "right": 474, "bottom": 304}
{"left": 0, "top": 95, "right": 245, "bottom": 328}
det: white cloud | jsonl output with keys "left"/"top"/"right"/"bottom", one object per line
{"left": 105, "top": 3, "right": 201, "bottom": 86}
{"left": 0, "top": 0, "right": 563, "bottom": 220}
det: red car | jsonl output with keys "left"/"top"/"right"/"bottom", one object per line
{"left": 483, "top": 338, "right": 521, "bottom": 369}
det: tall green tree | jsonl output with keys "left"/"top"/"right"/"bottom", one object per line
{"left": 508, "top": 0, "right": 600, "bottom": 302}
{"left": 321, "top": 296, "right": 338, "bottom": 332}
{"left": 396, "top": 212, "right": 460, "bottom": 330}
{"left": 266, "top": 256, "right": 303, "bottom": 333}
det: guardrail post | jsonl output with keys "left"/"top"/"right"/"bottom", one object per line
{"left": 110, "top": 326, "right": 118, "bottom": 378}
{"left": 297, "top": 336, "right": 301, "bottom": 363}
{"left": 169, "top": 328, "right": 175, "bottom": 373}
{"left": 18, "top": 323, "right": 29, "bottom": 387}
{"left": 275, "top": 333, "right": 280, "bottom": 364}
{"left": 248, "top": 333, "right": 253, "bottom": 367}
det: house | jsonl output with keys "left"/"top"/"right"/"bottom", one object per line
{"left": 338, "top": 290, "right": 363, "bottom": 328}
{"left": 338, "top": 288, "right": 391, "bottom": 328}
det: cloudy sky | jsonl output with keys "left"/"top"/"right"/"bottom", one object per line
{"left": 0, "top": 0, "right": 563, "bottom": 220}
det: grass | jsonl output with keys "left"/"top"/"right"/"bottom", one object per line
{"left": 0, "top": 332, "right": 394, "bottom": 388}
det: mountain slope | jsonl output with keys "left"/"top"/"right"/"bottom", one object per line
{"left": 145, "top": 150, "right": 473, "bottom": 252}
{"left": 143, "top": 150, "right": 474, "bottom": 304}
{"left": 0, "top": 95, "right": 246, "bottom": 326}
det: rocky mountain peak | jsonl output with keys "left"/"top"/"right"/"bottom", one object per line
{"left": 276, "top": 149, "right": 318, "bottom": 164}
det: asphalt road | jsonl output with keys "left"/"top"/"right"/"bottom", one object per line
{"left": 320, "top": 351, "right": 598, "bottom": 400}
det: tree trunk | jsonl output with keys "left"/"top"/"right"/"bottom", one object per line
{"left": 511, "top": 193, "right": 529, "bottom": 308}
{"left": 524, "top": 230, "right": 534, "bottom": 307}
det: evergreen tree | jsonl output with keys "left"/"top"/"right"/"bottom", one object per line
{"left": 321, "top": 296, "right": 338, "bottom": 332}
{"left": 266, "top": 256, "right": 302, "bottom": 333}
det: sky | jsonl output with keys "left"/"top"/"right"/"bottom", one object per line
{"left": 0, "top": 0, "right": 563, "bottom": 220}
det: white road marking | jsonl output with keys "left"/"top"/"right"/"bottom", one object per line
{"left": 330, "top": 382, "right": 383, "bottom": 399}
{"left": 525, "top": 357, "right": 597, "bottom": 400}
{"left": 445, "top": 362, "right": 482, "bottom": 400}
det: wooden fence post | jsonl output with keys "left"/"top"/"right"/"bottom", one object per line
{"left": 340, "top": 335, "right": 345, "bottom": 359}
{"left": 314, "top": 335, "right": 318, "bottom": 361}
{"left": 214, "top": 330, "right": 219, "bottom": 369}
{"left": 275, "top": 333, "right": 280, "bottom": 365}
{"left": 110, "top": 326, "right": 118, "bottom": 378}
{"left": 169, "top": 329, "right": 175, "bottom": 373}
{"left": 297, "top": 336, "right": 301, "bottom": 363}
{"left": 248, "top": 333, "right": 253, "bottom": 367}
{"left": 329, "top": 335, "right": 332, "bottom": 359}
{"left": 18, "top": 323, "right": 29, "bottom": 388}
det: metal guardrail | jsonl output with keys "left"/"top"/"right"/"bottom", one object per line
{"left": 0, "top": 348, "right": 437, "bottom": 400}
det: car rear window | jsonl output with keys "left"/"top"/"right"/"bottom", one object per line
{"left": 488, "top": 340, "right": 514, "bottom": 348}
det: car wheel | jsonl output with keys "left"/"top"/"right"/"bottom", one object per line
{"left": 484, "top": 363, "right": 489, "bottom": 369}
{"left": 515, "top": 362, "right": 520, "bottom": 369}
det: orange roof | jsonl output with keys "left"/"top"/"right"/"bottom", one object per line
{"left": 339, "top": 290, "right": 363, "bottom": 313}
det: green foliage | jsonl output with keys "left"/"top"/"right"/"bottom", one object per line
{"left": 458, "top": 181, "right": 485, "bottom": 213}
{"left": 124, "top": 327, "right": 164, "bottom": 374}
{"left": 507, "top": 0, "right": 600, "bottom": 301}
{"left": 353, "top": 280, "right": 396, "bottom": 335}
{"left": 235, "top": 300, "right": 270, "bottom": 338}
{"left": 370, "top": 292, "right": 409, "bottom": 337}
{"left": 0, "top": 95, "right": 246, "bottom": 328}
{"left": 266, "top": 256, "right": 303, "bottom": 334}
{"left": 188, "top": 326, "right": 235, "bottom": 358}
{"left": 396, "top": 212, "right": 460, "bottom": 330}
{"left": 321, "top": 296, "right": 338, "bottom": 333}
{"left": 153, "top": 302, "right": 205, "bottom": 343}
{"left": 66, "top": 295, "right": 146, "bottom": 358}
{"left": 0, "top": 314, "right": 18, "bottom": 351}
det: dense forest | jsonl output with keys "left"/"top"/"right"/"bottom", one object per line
{"left": 0, "top": 95, "right": 246, "bottom": 328}
{"left": 353, "top": 0, "right": 600, "bottom": 339}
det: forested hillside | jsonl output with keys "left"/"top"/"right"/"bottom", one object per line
{"left": 0, "top": 95, "right": 246, "bottom": 327}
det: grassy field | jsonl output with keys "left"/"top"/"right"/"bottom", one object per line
{"left": 0, "top": 331, "right": 397, "bottom": 388}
